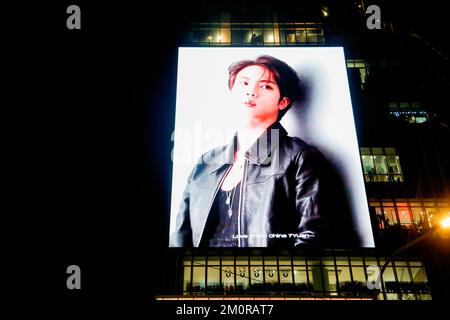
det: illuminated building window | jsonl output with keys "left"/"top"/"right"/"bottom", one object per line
{"left": 180, "top": 255, "right": 430, "bottom": 300}
{"left": 183, "top": 22, "right": 325, "bottom": 46}
{"left": 388, "top": 101, "right": 429, "bottom": 124}
{"left": 360, "top": 147, "right": 404, "bottom": 183}
{"left": 346, "top": 59, "right": 370, "bottom": 89}
{"left": 370, "top": 198, "right": 449, "bottom": 231}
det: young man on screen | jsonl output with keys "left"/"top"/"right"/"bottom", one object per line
{"left": 170, "top": 55, "right": 339, "bottom": 248}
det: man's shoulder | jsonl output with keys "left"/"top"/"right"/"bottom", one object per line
{"left": 283, "top": 135, "right": 319, "bottom": 155}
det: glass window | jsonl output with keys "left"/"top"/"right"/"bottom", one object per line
{"left": 231, "top": 29, "right": 243, "bottom": 44}
{"left": 362, "top": 155, "right": 375, "bottom": 174}
{"left": 242, "top": 28, "right": 252, "bottom": 44}
{"left": 198, "top": 29, "right": 211, "bottom": 44}
{"left": 251, "top": 28, "right": 263, "bottom": 45}
{"left": 321, "top": 257, "right": 335, "bottom": 266}
{"left": 397, "top": 207, "right": 413, "bottom": 226}
{"left": 394, "top": 263, "right": 411, "bottom": 283}
{"left": 325, "top": 267, "right": 338, "bottom": 293}
{"left": 293, "top": 257, "right": 306, "bottom": 265}
{"left": 293, "top": 266, "right": 309, "bottom": 292}
{"left": 192, "top": 266, "right": 206, "bottom": 293}
{"left": 384, "top": 207, "right": 398, "bottom": 226}
{"left": 236, "top": 265, "right": 249, "bottom": 291}
{"left": 350, "top": 257, "right": 363, "bottom": 265}
{"left": 207, "top": 257, "right": 220, "bottom": 266}
{"left": 394, "top": 263, "right": 414, "bottom": 296}
{"left": 337, "top": 265, "right": 352, "bottom": 293}
{"left": 373, "top": 155, "right": 388, "bottom": 174}
{"left": 375, "top": 207, "right": 387, "bottom": 229}
{"left": 335, "top": 257, "right": 349, "bottom": 266}
{"left": 371, "top": 198, "right": 449, "bottom": 231}
{"left": 284, "top": 29, "right": 296, "bottom": 44}
{"left": 222, "top": 257, "right": 234, "bottom": 265}
{"left": 371, "top": 148, "right": 384, "bottom": 155}
{"left": 183, "top": 257, "right": 192, "bottom": 266}
{"left": 317, "top": 30, "right": 325, "bottom": 43}
{"left": 385, "top": 147, "right": 396, "bottom": 154}
{"left": 264, "top": 256, "right": 277, "bottom": 265}
{"left": 415, "top": 117, "right": 427, "bottom": 123}
{"left": 386, "top": 155, "right": 402, "bottom": 174}
{"left": 183, "top": 266, "right": 192, "bottom": 292}
{"left": 249, "top": 266, "right": 263, "bottom": 290}
{"left": 278, "top": 256, "right": 292, "bottom": 265}
{"left": 426, "top": 208, "right": 439, "bottom": 227}
{"left": 207, "top": 266, "right": 221, "bottom": 293}
{"left": 361, "top": 147, "right": 404, "bottom": 183}
{"left": 307, "top": 257, "right": 320, "bottom": 265}
{"left": 359, "top": 68, "right": 367, "bottom": 84}
{"left": 380, "top": 261, "right": 397, "bottom": 293}
{"left": 279, "top": 265, "right": 293, "bottom": 284}
{"left": 296, "top": 29, "right": 307, "bottom": 43}
{"left": 182, "top": 22, "right": 325, "bottom": 47}
{"left": 249, "top": 266, "right": 262, "bottom": 281}
{"left": 411, "top": 267, "right": 428, "bottom": 284}
{"left": 411, "top": 207, "right": 428, "bottom": 229}
{"left": 386, "top": 293, "right": 399, "bottom": 300}
{"left": 263, "top": 28, "right": 275, "bottom": 44}
{"left": 193, "top": 256, "right": 206, "bottom": 265}
{"left": 222, "top": 265, "right": 234, "bottom": 292}
{"left": 309, "top": 265, "right": 325, "bottom": 292}
{"left": 250, "top": 256, "right": 263, "bottom": 265}
{"left": 400, "top": 102, "right": 410, "bottom": 109}
{"left": 210, "top": 28, "right": 221, "bottom": 43}
{"left": 351, "top": 266, "right": 367, "bottom": 290}
{"left": 264, "top": 265, "right": 278, "bottom": 287}
{"left": 220, "top": 28, "right": 231, "bottom": 44}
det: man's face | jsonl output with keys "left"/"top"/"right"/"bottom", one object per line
{"left": 231, "top": 65, "right": 290, "bottom": 125}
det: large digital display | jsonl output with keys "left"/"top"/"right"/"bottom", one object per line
{"left": 169, "top": 47, "right": 374, "bottom": 248}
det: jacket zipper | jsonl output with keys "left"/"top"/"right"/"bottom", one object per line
{"left": 237, "top": 158, "right": 248, "bottom": 247}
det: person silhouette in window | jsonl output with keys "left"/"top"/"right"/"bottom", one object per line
{"left": 251, "top": 33, "right": 257, "bottom": 45}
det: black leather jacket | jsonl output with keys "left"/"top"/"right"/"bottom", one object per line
{"left": 170, "top": 121, "right": 332, "bottom": 247}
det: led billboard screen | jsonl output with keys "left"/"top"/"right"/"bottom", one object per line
{"left": 169, "top": 47, "right": 374, "bottom": 248}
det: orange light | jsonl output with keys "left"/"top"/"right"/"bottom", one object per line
{"left": 440, "top": 214, "right": 450, "bottom": 229}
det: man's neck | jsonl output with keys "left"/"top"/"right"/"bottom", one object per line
{"left": 236, "top": 118, "right": 277, "bottom": 154}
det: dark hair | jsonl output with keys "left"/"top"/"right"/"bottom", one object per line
{"left": 228, "top": 55, "right": 302, "bottom": 120}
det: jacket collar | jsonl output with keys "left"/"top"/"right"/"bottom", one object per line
{"left": 208, "top": 121, "right": 287, "bottom": 174}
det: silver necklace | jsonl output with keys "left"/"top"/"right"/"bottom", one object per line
{"left": 225, "top": 186, "right": 237, "bottom": 218}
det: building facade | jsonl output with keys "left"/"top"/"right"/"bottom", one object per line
{"left": 161, "top": 0, "right": 450, "bottom": 301}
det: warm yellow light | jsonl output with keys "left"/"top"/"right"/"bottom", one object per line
{"left": 440, "top": 215, "right": 450, "bottom": 229}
